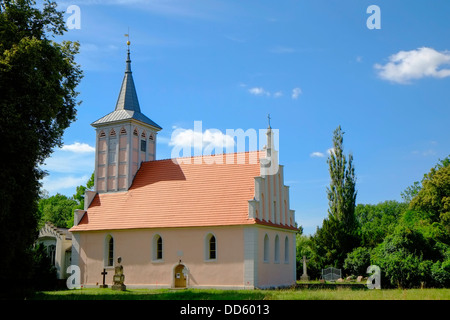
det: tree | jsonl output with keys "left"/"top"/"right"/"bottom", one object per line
{"left": 313, "top": 126, "right": 359, "bottom": 268}
{"left": 355, "top": 201, "right": 408, "bottom": 248}
{"left": 37, "top": 173, "right": 94, "bottom": 229}
{"left": 37, "top": 193, "right": 78, "bottom": 229}
{"left": 0, "top": 0, "right": 82, "bottom": 297}
{"left": 368, "top": 157, "right": 450, "bottom": 288}
{"left": 344, "top": 246, "right": 372, "bottom": 276}
{"left": 371, "top": 224, "right": 444, "bottom": 288}
{"left": 72, "top": 172, "right": 94, "bottom": 211}
{"left": 327, "top": 126, "right": 357, "bottom": 230}
{"left": 409, "top": 155, "right": 450, "bottom": 231}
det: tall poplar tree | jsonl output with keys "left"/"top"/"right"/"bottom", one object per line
{"left": 0, "top": 0, "right": 82, "bottom": 297}
{"left": 313, "top": 126, "right": 359, "bottom": 268}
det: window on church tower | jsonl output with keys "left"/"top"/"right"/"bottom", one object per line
{"left": 108, "top": 139, "right": 117, "bottom": 163}
{"left": 140, "top": 140, "right": 147, "bottom": 152}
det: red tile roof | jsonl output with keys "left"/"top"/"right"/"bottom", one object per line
{"left": 71, "top": 151, "right": 285, "bottom": 232}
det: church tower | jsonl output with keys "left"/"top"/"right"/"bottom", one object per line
{"left": 91, "top": 42, "right": 162, "bottom": 193}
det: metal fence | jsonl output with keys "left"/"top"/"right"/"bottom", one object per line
{"left": 322, "top": 267, "right": 341, "bottom": 282}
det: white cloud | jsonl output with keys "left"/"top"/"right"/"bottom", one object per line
{"left": 248, "top": 87, "right": 270, "bottom": 96}
{"left": 41, "top": 175, "right": 91, "bottom": 194}
{"left": 169, "top": 128, "right": 235, "bottom": 149}
{"left": 61, "top": 142, "right": 95, "bottom": 153}
{"left": 310, "top": 152, "right": 325, "bottom": 158}
{"left": 246, "top": 86, "right": 301, "bottom": 99}
{"left": 374, "top": 47, "right": 450, "bottom": 84}
{"left": 292, "top": 87, "right": 302, "bottom": 99}
{"left": 273, "top": 91, "right": 283, "bottom": 98}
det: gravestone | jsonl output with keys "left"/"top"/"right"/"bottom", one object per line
{"left": 300, "top": 256, "right": 310, "bottom": 281}
{"left": 112, "top": 257, "right": 126, "bottom": 291}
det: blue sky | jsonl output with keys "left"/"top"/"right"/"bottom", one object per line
{"left": 41, "top": 0, "right": 450, "bottom": 235}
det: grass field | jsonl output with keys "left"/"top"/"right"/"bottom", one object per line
{"left": 30, "top": 287, "right": 450, "bottom": 300}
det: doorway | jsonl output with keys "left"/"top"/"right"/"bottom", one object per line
{"left": 174, "top": 264, "right": 187, "bottom": 288}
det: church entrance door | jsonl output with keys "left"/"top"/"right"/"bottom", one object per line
{"left": 174, "top": 264, "right": 187, "bottom": 288}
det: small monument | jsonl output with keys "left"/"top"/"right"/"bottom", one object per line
{"left": 300, "top": 255, "right": 310, "bottom": 281}
{"left": 112, "top": 257, "right": 126, "bottom": 291}
{"left": 99, "top": 268, "right": 108, "bottom": 288}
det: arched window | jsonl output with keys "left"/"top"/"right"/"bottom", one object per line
{"left": 105, "top": 235, "right": 114, "bottom": 267}
{"left": 149, "top": 134, "right": 154, "bottom": 141}
{"left": 284, "top": 236, "right": 289, "bottom": 263}
{"left": 209, "top": 235, "right": 216, "bottom": 259}
{"left": 152, "top": 234, "right": 163, "bottom": 261}
{"left": 133, "top": 128, "right": 138, "bottom": 136}
{"left": 110, "top": 128, "right": 116, "bottom": 137}
{"left": 274, "top": 235, "right": 280, "bottom": 263}
{"left": 205, "top": 233, "right": 217, "bottom": 260}
{"left": 263, "top": 234, "right": 269, "bottom": 262}
{"left": 99, "top": 130, "right": 106, "bottom": 138}
{"left": 120, "top": 127, "right": 127, "bottom": 135}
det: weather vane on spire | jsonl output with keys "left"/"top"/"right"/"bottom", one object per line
{"left": 125, "top": 28, "right": 130, "bottom": 47}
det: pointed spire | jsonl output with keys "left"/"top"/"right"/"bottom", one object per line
{"left": 91, "top": 37, "right": 162, "bottom": 130}
{"left": 125, "top": 44, "right": 131, "bottom": 73}
{"left": 115, "top": 39, "right": 141, "bottom": 112}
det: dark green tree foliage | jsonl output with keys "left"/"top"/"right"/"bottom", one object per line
{"left": 0, "top": 0, "right": 82, "bottom": 297}
{"left": 409, "top": 156, "right": 450, "bottom": 231}
{"left": 29, "top": 243, "right": 58, "bottom": 291}
{"left": 72, "top": 172, "right": 94, "bottom": 211}
{"left": 344, "top": 246, "right": 372, "bottom": 277}
{"left": 355, "top": 201, "right": 408, "bottom": 248}
{"left": 38, "top": 193, "right": 78, "bottom": 229}
{"left": 37, "top": 173, "right": 94, "bottom": 229}
{"left": 313, "top": 126, "right": 359, "bottom": 268}
{"left": 368, "top": 157, "right": 450, "bottom": 288}
{"left": 296, "top": 234, "right": 322, "bottom": 280}
{"left": 372, "top": 224, "right": 448, "bottom": 288}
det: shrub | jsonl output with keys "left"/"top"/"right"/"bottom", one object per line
{"left": 344, "top": 247, "right": 371, "bottom": 276}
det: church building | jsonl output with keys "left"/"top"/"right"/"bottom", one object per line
{"left": 69, "top": 44, "right": 297, "bottom": 289}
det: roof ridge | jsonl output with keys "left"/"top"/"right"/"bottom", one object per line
{"left": 144, "top": 149, "right": 265, "bottom": 164}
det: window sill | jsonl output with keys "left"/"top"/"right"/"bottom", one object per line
{"left": 204, "top": 259, "right": 217, "bottom": 263}
{"left": 151, "top": 259, "right": 164, "bottom": 264}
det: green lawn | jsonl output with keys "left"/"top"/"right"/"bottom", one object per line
{"left": 30, "top": 287, "right": 450, "bottom": 300}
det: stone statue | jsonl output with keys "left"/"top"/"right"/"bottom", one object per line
{"left": 300, "top": 255, "right": 310, "bottom": 281}
{"left": 112, "top": 256, "right": 126, "bottom": 291}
